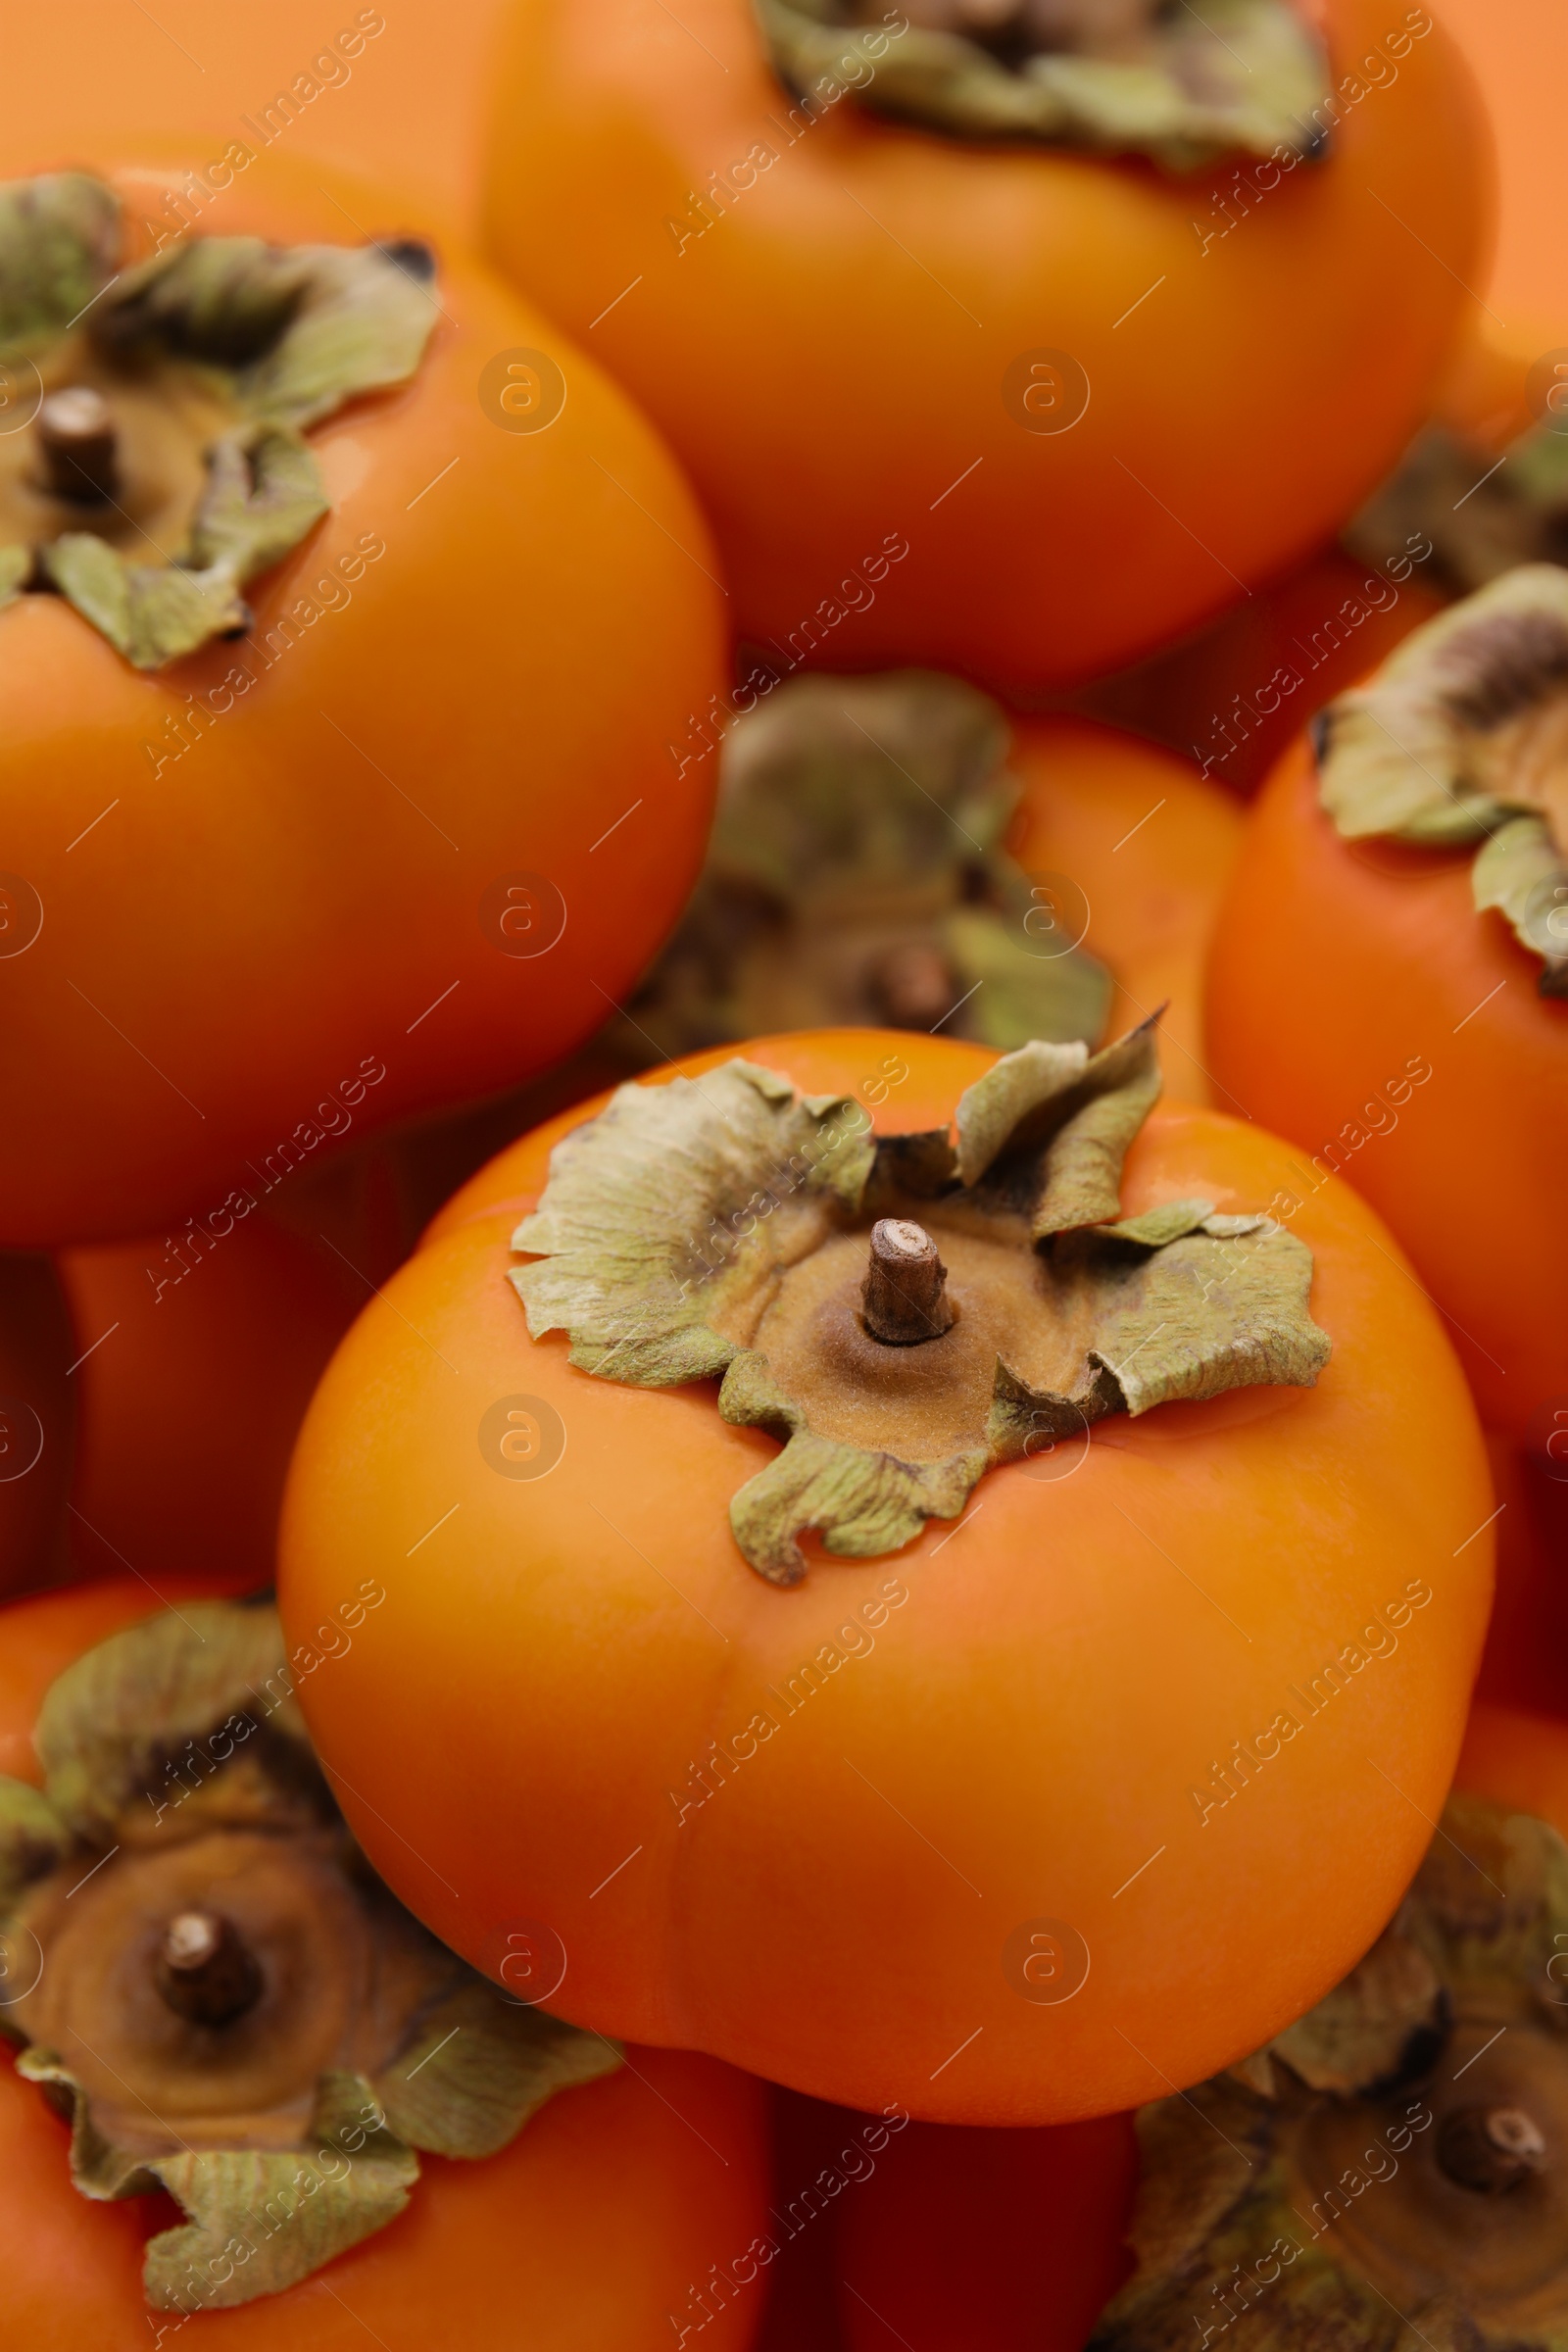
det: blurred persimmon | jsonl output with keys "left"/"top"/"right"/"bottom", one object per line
{"left": 0, "top": 148, "right": 724, "bottom": 1249}
{"left": 483, "top": 0, "right": 1489, "bottom": 694}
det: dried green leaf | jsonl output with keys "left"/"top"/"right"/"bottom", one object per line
{"left": 44, "top": 533, "right": 250, "bottom": 671}
{"left": 1088, "top": 1220, "right": 1331, "bottom": 1416}
{"left": 513, "top": 1060, "right": 874, "bottom": 1386}
{"left": 1344, "top": 422, "right": 1568, "bottom": 601}
{"left": 1319, "top": 565, "right": 1568, "bottom": 988}
{"left": 953, "top": 1039, "right": 1091, "bottom": 1188}
{"left": 1270, "top": 1923, "right": 1443, "bottom": 2093}
{"left": 143, "top": 2079, "right": 419, "bottom": 2311}
{"left": 513, "top": 1026, "right": 1328, "bottom": 1581}
{"left": 956, "top": 1016, "right": 1161, "bottom": 1235}
{"left": 620, "top": 669, "right": 1109, "bottom": 1063}
{"left": 0, "top": 172, "right": 120, "bottom": 352}
{"left": 720, "top": 1349, "right": 987, "bottom": 1585}
{"left": 189, "top": 425, "right": 331, "bottom": 581}
{"left": 32, "top": 1596, "right": 300, "bottom": 1844}
{"left": 1473, "top": 811, "right": 1568, "bottom": 990}
{"left": 757, "top": 0, "right": 1329, "bottom": 169}
{"left": 0, "top": 183, "right": 437, "bottom": 671}
{"left": 0, "top": 544, "right": 30, "bottom": 608}
{"left": 99, "top": 236, "right": 438, "bottom": 432}
{"left": 943, "top": 904, "right": 1112, "bottom": 1054}
{"left": 375, "top": 1979, "right": 620, "bottom": 2159}
{"left": 712, "top": 668, "right": 1014, "bottom": 905}
{"left": 0, "top": 1777, "right": 72, "bottom": 1916}
{"left": 1319, "top": 565, "right": 1568, "bottom": 844}
{"left": 1102, "top": 1200, "right": 1214, "bottom": 1250}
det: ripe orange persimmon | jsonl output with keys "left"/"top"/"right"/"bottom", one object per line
{"left": 281, "top": 1023, "right": 1491, "bottom": 2126}
{"left": 1203, "top": 586, "right": 1568, "bottom": 1441}
{"left": 0, "top": 1578, "right": 770, "bottom": 2350}
{"left": 1005, "top": 717, "right": 1240, "bottom": 1097}
{"left": 59, "top": 1149, "right": 423, "bottom": 1592}
{"left": 830, "top": 1699, "right": 1568, "bottom": 2352}
{"left": 482, "top": 0, "right": 1488, "bottom": 695}
{"left": 0, "top": 146, "right": 723, "bottom": 1249}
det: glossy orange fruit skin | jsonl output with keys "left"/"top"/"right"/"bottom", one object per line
{"left": 1203, "top": 737, "right": 1567, "bottom": 1440}
{"left": 480, "top": 0, "right": 1488, "bottom": 695}
{"left": 0, "top": 1578, "right": 770, "bottom": 2352}
{"left": 57, "top": 1150, "right": 422, "bottom": 1594}
{"left": 825, "top": 1700, "right": 1568, "bottom": 2351}
{"left": 0, "top": 149, "right": 725, "bottom": 1250}
{"left": 280, "top": 1027, "right": 1492, "bottom": 2126}
{"left": 1080, "top": 548, "right": 1448, "bottom": 799}
{"left": 1457, "top": 1700, "right": 1568, "bottom": 1837}
{"left": 1007, "top": 717, "right": 1241, "bottom": 1101}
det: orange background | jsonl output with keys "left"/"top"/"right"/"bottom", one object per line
{"left": 0, "top": 2, "right": 1559, "bottom": 329}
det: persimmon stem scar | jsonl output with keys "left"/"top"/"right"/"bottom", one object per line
{"left": 861, "top": 1217, "right": 956, "bottom": 1346}
{"left": 157, "top": 1908, "right": 264, "bottom": 2028}
{"left": 1436, "top": 2103, "right": 1549, "bottom": 2194}
{"left": 38, "top": 386, "right": 119, "bottom": 505}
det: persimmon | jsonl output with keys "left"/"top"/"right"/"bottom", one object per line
{"left": 1084, "top": 1714, "right": 1568, "bottom": 2352}
{"left": 1204, "top": 567, "right": 1568, "bottom": 1439}
{"left": 481, "top": 0, "right": 1487, "bottom": 695}
{"left": 280, "top": 1018, "right": 1490, "bottom": 2126}
{"left": 60, "top": 1150, "right": 422, "bottom": 1594}
{"left": 0, "top": 147, "right": 724, "bottom": 1250}
{"left": 497, "top": 678, "right": 1241, "bottom": 1112}
{"left": 1078, "top": 540, "right": 1449, "bottom": 797}
{"left": 0, "top": 1253, "right": 74, "bottom": 1594}
{"left": 0, "top": 1578, "right": 769, "bottom": 2347}
{"left": 832, "top": 1702, "right": 1568, "bottom": 2342}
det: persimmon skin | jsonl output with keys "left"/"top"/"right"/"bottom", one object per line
{"left": 59, "top": 1155, "right": 419, "bottom": 1593}
{"left": 1078, "top": 548, "right": 1448, "bottom": 799}
{"left": 1006, "top": 718, "right": 1241, "bottom": 1102}
{"left": 280, "top": 1028, "right": 1492, "bottom": 2127}
{"left": 481, "top": 0, "right": 1489, "bottom": 694}
{"left": 1457, "top": 1702, "right": 1568, "bottom": 1837}
{"left": 0, "top": 1579, "right": 770, "bottom": 2352}
{"left": 0, "top": 148, "right": 725, "bottom": 1250}
{"left": 1203, "top": 737, "right": 1567, "bottom": 1439}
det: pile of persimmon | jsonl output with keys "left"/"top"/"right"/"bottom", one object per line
{"left": 4, "top": 6, "right": 1563, "bottom": 2349}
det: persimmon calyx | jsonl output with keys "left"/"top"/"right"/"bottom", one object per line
{"left": 0, "top": 1601, "right": 618, "bottom": 2313}
{"left": 1090, "top": 1795, "right": 1568, "bottom": 2352}
{"left": 615, "top": 669, "right": 1111, "bottom": 1063}
{"left": 755, "top": 0, "right": 1330, "bottom": 169}
{"left": 511, "top": 1020, "right": 1330, "bottom": 1585}
{"left": 1316, "top": 566, "right": 1568, "bottom": 996}
{"left": 1345, "top": 423, "right": 1568, "bottom": 602}
{"left": 0, "top": 172, "right": 440, "bottom": 669}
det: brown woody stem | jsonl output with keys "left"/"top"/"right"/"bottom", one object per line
{"left": 157, "top": 1909, "right": 264, "bottom": 2028}
{"left": 37, "top": 386, "right": 119, "bottom": 505}
{"left": 861, "top": 1218, "right": 956, "bottom": 1346}
{"left": 1436, "top": 2104, "right": 1549, "bottom": 2194}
